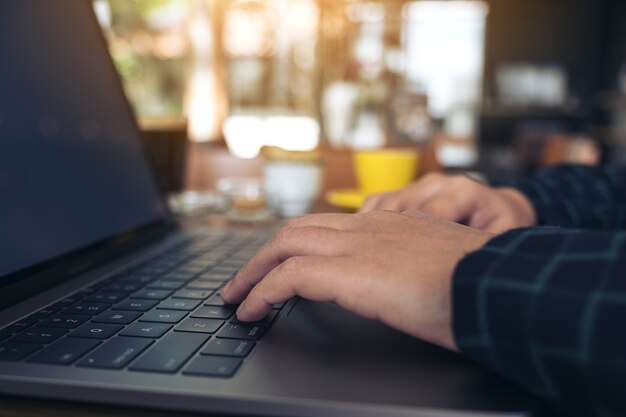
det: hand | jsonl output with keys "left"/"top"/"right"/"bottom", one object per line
{"left": 221, "top": 211, "right": 494, "bottom": 351}
{"left": 359, "top": 173, "right": 537, "bottom": 233}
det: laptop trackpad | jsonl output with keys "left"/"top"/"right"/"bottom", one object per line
{"left": 248, "top": 299, "right": 531, "bottom": 412}
{"left": 283, "top": 298, "right": 454, "bottom": 361}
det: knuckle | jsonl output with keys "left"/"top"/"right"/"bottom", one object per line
{"left": 270, "top": 226, "right": 292, "bottom": 248}
{"left": 283, "top": 216, "right": 303, "bottom": 229}
{"left": 371, "top": 209, "right": 401, "bottom": 219}
{"left": 278, "top": 256, "right": 304, "bottom": 278}
{"left": 449, "top": 176, "right": 480, "bottom": 197}
{"left": 301, "top": 225, "right": 329, "bottom": 241}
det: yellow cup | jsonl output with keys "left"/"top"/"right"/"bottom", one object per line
{"left": 354, "top": 149, "right": 419, "bottom": 195}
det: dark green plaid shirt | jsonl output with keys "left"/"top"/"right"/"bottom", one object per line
{"left": 453, "top": 165, "right": 626, "bottom": 417}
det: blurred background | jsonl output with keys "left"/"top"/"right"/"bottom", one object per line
{"left": 93, "top": 0, "right": 626, "bottom": 188}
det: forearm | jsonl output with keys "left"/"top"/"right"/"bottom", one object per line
{"left": 512, "top": 164, "right": 626, "bottom": 229}
{"left": 452, "top": 227, "right": 626, "bottom": 416}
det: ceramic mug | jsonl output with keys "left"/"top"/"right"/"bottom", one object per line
{"left": 262, "top": 148, "right": 324, "bottom": 217}
{"left": 354, "top": 148, "right": 420, "bottom": 195}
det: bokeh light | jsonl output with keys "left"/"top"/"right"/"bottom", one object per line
{"left": 38, "top": 117, "right": 61, "bottom": 137}
{"left": 79, "top": 120, "right": 102, "bottom": 141}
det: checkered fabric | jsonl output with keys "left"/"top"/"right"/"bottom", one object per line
{"left": 513, "top": 164, "right": 626, "bottom": 230}
{"left": 452, "top": 165, "right": 626, "bottom": 416}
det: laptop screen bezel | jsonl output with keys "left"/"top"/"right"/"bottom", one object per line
{"left": 0, "top": 1, "right": 180, "bottom": 309}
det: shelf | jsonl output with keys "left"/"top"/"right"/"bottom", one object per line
{"left": 481, "top": 101, "right": 583, "bottom": 119}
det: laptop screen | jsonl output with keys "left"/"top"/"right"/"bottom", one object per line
{"left": 0, "top": 1, "right": 169, "bottom": 279}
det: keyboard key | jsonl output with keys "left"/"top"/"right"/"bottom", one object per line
{"left": 184, "top": 260, "right": 216, "bottom": 270}
{"left": 139, "top": 309, "right": 187, "bottom": 324}
{"left": 118, "top": 274, "right": 158, "bottom": 284}
{"left": 92, "top": 310, "right": 142, "bottom": 325}
{"left": 201, "top": 338, "right": 254, "bottom": 357}
{"left": 28, "top": 307, "right": 60, "bottom": 321}
{"left": 131, "top": 289, "right": 173, "bottom": 300}
{"left": 210, "top": 266, "right": 238, "bottom": 275}
{"left": 104, "top": 282, "right": 143, "bottom": 293}
{"left": 112, "top": 299, "right": 158, "bottom": 312}
{"left": 1, "top": 320, "right": 36, "bottom": 334}
{"left": 183, "top": 356, "right": 242, "bottom": 378}
{"left": 38, "top": 314, "right": 89, "bottom": 329}
{"left": 129, "top": 332, "right": 209, "bottom": 373}
{"left": 75, "top": 286, "right": 99, "bottom": 297}
{"left": 12, "top": 327, "right": 67, "bottom": 344}
{"left": 272, "top": 301, "right": 287, "bottom": 310}
{"left": 177, "top": 265, "right": 206, "bottom": 274}
{"left": 0, "top": 342, "right": 42, "bottom": 361}
{"left": 162, "top": 271, "right": 196, "bottom": 282}
{"left": 27, "top": 338, "right": 100, "bottom": 365}
{"left": 204, "top": 295, "right": 228, "bottom": 307}
{"left": 64, "top": 303, "right": 110, "bottom": 316}
{"left": 146, "top": 280, "right": 185, "bottom": 291}
{"left": 191, "top": 306, "right": 236, "bottom": 320}
{"left": 51, "top": 297, "right": 80, "bottom": 309}
{"left": 84, "top": 292, "right": 126, "bottom": 304}
{"left": 198, "top": 272, "right": 232, "bottom": 282}
{"left": 165, "top": 252, "right": 192, "bottom": 263}
{"left": 186, "top": 281, "right": 222, "bottom": 290}
{"left": 231, "top": 310, "right": 277, "bottom": 325}
{"left": 172, "top": 290, "right": 212, "bottom": 300}
{"left": 157, "top": 299, "right": 201, "bottom": 311}
{"left": 78, "top": 337, "right": 153, "bottom": 369}
{"left": 0, "top": 334, "right": 9, "bottom": 343}
{"left": 175, "top": 318, "right": 223, "bottom": 334}
{"left": 134, "top": 266, "right": 169, "bottom": 276}
{"left": 69, "top": 323, "right": 123, "bottom": 339}
{"left": 152, "top": 259, "right": 180, "bottom": 269}
{"left": 220, "top": 259, "right": 246, "bottom": 268}
{"left": 119, "top": 323, "right": 171, "bottom": 338}
{"left": 217, "top": 323, "right": 266, "bottom": 341}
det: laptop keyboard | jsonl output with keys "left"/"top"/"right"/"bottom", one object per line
{"left": 0, "top": 230, "right": 281, "bottom": 378}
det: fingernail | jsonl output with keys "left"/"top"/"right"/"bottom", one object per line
{"left": 236, "top": 300, "right": 247, "bottom": 317}
{"left": 222, "top": 280, "right": 232, "bottom": 293}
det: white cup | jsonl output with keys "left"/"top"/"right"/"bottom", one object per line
{"left": 263, "top": 161, "right": 323, "bottom": 217}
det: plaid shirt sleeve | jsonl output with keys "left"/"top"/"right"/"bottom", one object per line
{"left": 511, "top": 164, "right": 626, "bottom": 229}
{"left": 453, "top": 227, "right": 626, "bottom": 417}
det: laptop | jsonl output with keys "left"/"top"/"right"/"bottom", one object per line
{"left": 0, "top": 2, "right": 533, "bottom": 416}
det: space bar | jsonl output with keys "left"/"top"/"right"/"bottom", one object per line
{"left": 129, "top": 332, "right": 209, "bottom": 373}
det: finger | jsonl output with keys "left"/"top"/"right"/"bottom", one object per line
{"left": 375, "top": 175, "right": 449, "bottom": 212}
{"left": 221, "top": 226, "right": 352, "bottom": 304}
{"left": 282, "top": 212, "right": 358, "bottom": 231}
{"left": 466, "top": 207, "right": 497, "bottom": 231}
{"left": 359, "top": 194, "right": 386, "bottom": 213}
{"left": 408, "top": 172, "right": 448, "bottom": 202}
{"left": 360, "top": 173, "right": 449, "bottom": 213}
{"left": 400, "top": 210, "right": 437, "bottom": 222}
{"left": 480, "top": 217, "right": 517, "bottom": 234}
{"left": 365, "top": 195, "right": 407, "bottom": 212}
{"left": 418, "top": 194, "right": 472, "bottom": 223}
{"left": 235, "top": 255, "right": 363, "bottom": 322}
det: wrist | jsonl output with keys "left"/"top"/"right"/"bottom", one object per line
{"left": 435, "top": 229, "right": 494, "bottom": 352}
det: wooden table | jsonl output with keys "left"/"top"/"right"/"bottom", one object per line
{"left": 185, "top": 142, "right": 440, "bottom": 213}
